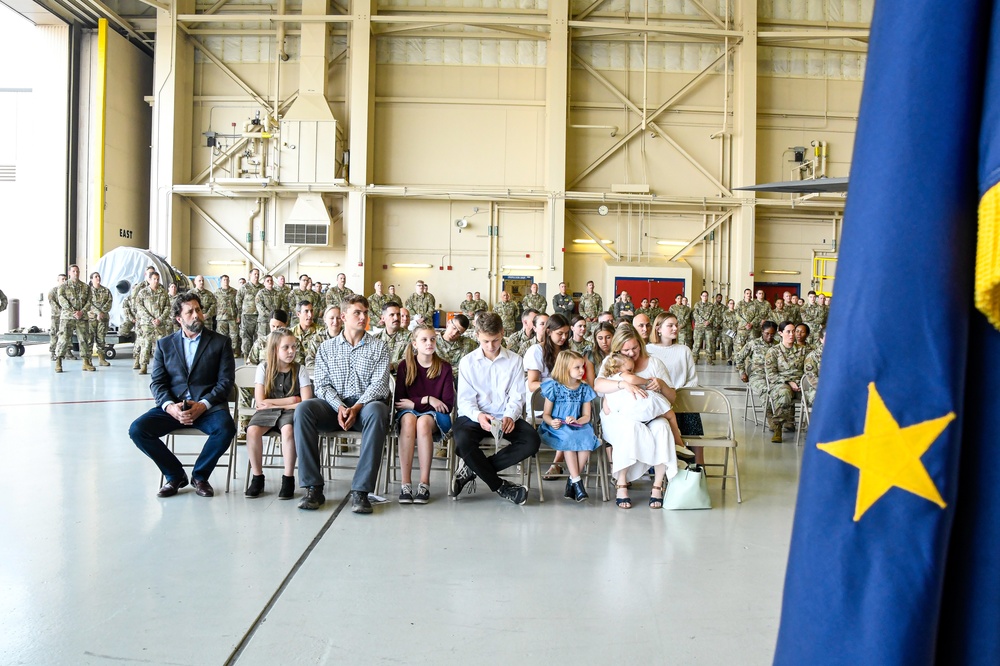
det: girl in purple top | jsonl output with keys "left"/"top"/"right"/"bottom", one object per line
{"left": 394, "top": 323, "right": 455, "bottom": 504}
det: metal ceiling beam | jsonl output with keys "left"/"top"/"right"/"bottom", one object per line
{"left": 686, "top": 0, "right": 725, "bottom": 29}
{"left": 179, "top": 24, "right": 274, "bottom": 115}
{"left": 569, "top": 19, "right": 740, "bottom": 40}
{"left": 567, "top": 211, "right": 619, "bottom": 261}
{"left": 568, "top": 47, "right": 733, "bottom": 189}
{"left": 669, "top": 210, "right": 734, "bottom": 261}
{"left": 183, "top": 198, "right": 267, "bottom": 271}
{"left": 177, "top": 13, "right": 353, "bottom": 23}
{"left": 573, "top": 0, "right": 606, "bottom": 22}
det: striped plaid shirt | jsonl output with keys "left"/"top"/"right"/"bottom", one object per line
{"left": 313, "top": 331, "right": 390, "bottom": 409}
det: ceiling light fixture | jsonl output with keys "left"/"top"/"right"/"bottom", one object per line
{"left": 572, "top": 239, "right": 614, "bottom": 244}
{"left": 391, "top": 263, "right": 433, "bottom": 268}
{"left": 762, "top": 269, "right": 802, "bottom": 275}
{"left": 501, "top": 265, "right": 542, "bottom": 271}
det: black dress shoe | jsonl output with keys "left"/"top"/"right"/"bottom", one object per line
{"left": 351, "top": 490, "right": 373, "bottom": 514}
{"left": 245, "top": 474, "right": 265, "bottom": 498}
{"left": 191, "top": 478, "right": 215, "bottom": 497}
{"left": 157, "top": 476, "right": 189, "bottom": 498}
{"left": 298, "top": 486, "right": 325, "bottom": 510}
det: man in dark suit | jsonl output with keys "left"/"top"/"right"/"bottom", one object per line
{"left": 129, "top": 292, "right": 236, "bottom": 497}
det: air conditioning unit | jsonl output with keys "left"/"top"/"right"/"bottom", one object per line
{"left": 283, "top": 194, "right": 332, "bottom": 247}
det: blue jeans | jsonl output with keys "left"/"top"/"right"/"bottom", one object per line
{"left": 129, "top": 405, "right": 236, "bottom": 483}
{"left": 294, "top": 397, "right": 390, "bottom": 492}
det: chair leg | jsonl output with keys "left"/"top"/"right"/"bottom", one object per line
{"left": 534, "top": 456, "right": 545, "bottom": 503}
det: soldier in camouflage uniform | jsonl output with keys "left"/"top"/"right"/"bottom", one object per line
{"left": 709, "top": 294, "right": 725, "bottom": 361}
{"left": 735, "top": 320, "right": 777, "bottom": 430}
{"left": 691, "top": 291, "right": 715, "bottom": 364}
{"left": 733, "top": 288, "right": 755, "bottom": 357}
{"left": 275, "top": 275, "right": 291, "bottom": 313}
{"left": 668, "top": 295, "right": 693, "bottom": 348}
{"left": 472, "top": 292, "right": 488, "bottom": 314}
{"left": 765, "top": 322, "right": 808, "bottom": 443}
{"left": 126, "top": 268, "right": 155, "bottom": 367}
{"left": 801, "top": 291, "right": 825, "bottom": 345}
{"left": 493, "top": 290, "right": 520, "bottom": 335}
{"left": 166, "top": 283, "right": 182, "bottom": 334}
{"left": 88, "top": 271, "right": 113, "bottom": 366}
{"left": 291, "top": 301, "right": 321, "bottom": 364}
{"left": 287, "top": 275, "right": 317, "bottom": 328}
{"left": 720, "top": 299, "right": 738, "bottom": 363}
{"left": 48, "top": 273, "right": 67, "bottom": 360}
{"left": 375, "top": 303, "right": 410, "bottom": 368}
{"left": 214, "top": 275, "right": 239, "bottom": 356}
{"left": 190, "top": 275, "right": 217, "bottom": 331}
{"left": 459, "top": 292, "right": 476, "bottom": 318}
{"left": 135, "top": 271, "right": 171, "bottom": 375}
{"left": 522, "top": 282, "right": 547, "bottom": 314}
{"left": 247, "top": 309, "right": 291, "bottom": 365}
{"left": 578, "top": 281, "right": 603, "bottom": 331}
{"left": 552, "top": 282, "right": 575, "bottom": 318}
{"left": 635, "top": 298, "right": 651, "bottom": 317}
{"left": 55, "top": 265, "right": 94, "bottom": 373}
{"left": 647, "top": 297, "right": 664, "bottom": 322}
{"left": 504, "top": 309, "right": 539, "bottom": 355}
{"left": 306, "top": 305, "right": 343, "bottom": 367}
{"left": 752, "top": 289, "right": 770, "bottom": 336}
{"left": 435, "top": 314, "right": 477, "bottom": 366}
{"left": 802, "top": 329, "right": 824, "bottom": 406}
{"left": 385, "top": 284, "right": 403, "bottom": 307}
{"left": 568, "top": 315, "right": 592, "bottom": 355}
{"left": 405, "top": 280, "right": 436, "bottom": 325}
{"left": 254, "top": 275, "right": 284, "bottom": 340}
{"left": 324, "top": 272, "right": 354, "bottom": 311}
{"left": 366, "top": 280, "right": 391, "bottom": 319}
{"left": 770, "top": 298, "right": 787, "bottom": 325}
{"left": 235, "top": 268, "right": 262, "bottom": 356}
{"left": 781, "top": 291, "right": 802, "bottom": 325}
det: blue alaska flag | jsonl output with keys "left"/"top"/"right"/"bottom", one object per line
{"left": 774, "top": 0, "right": 1000, "bottom": 664}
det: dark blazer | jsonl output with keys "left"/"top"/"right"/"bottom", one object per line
{"left": 150, "top": 328, "right": 235, "bottom": 411}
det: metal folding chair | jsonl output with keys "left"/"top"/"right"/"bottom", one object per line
{"left": 672, "top": 387, "right": 742, "bottom": 503}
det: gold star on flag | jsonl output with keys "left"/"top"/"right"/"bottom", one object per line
{"left": 817, "top": 382, "right": 955, "bottom": 522}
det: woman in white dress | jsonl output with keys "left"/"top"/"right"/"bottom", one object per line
{"left": 647, "top": 312, "right": 702, "bottom": 463}
{"left": 594, "top": 325, "right": 678, "bottom": 509}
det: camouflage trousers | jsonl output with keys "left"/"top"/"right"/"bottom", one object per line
{"left": 50, "top": 315, "right": 62, "bottom": 356}
{"left": 769, "top": 381, "right": 798, "bottom": 426}
{"left": 803, "top": 384, "right": 817, "bottom": 408}
{"left": 734, "top": 329, "right": 752, "bottom": 358}
{"left": 748, "top": 375, "right": 774, "bottom": 426}
{"left": 136, "top": 323, "right": 166, "bottom": 366}
{"left": 90, "top": 317, "right": 108, "bottom": 352}
{"left": 256, "top": 317, "right": 271, "bottom": 341}
{"left": 692, "top": 327, "right": 715, "bottom": 363}
{"left": 216, "top": 319, "right": 239, "bottom": 353}
{"left": 239, "top": 315, "right": 258, "bottom": 357}
{"left": 677, "top": 328, "right": 693, "bottom": 348}
{"left": 719, "top": 332, "right": 734, "bottom": 360}
{"left": 56, "top": 318, "right": 91, "bottom": 360}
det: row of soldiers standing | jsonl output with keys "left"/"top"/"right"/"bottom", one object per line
{"left": 46, "top": 265, "right": 113, "bottom": 373}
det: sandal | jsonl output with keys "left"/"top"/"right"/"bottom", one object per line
{"left": 615, "top": 484, "right": 632, "bottom": 510}
{"left": 542, "top": 464, "right": 563, "bottom": 481}
{"left": 649, "top": 484, "right": 664, "bottom": 510}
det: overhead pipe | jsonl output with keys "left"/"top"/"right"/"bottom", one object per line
{"left": 248, "top": 197, "right": 263, "bottom": 250}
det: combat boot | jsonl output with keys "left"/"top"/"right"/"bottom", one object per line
{"left": 98, "top": 357, "right": 111, "bottom": 367}
{"left": 54, "top": 358, "right": 63, "bottom": 373}
{"left": 139, "top": 364, "right": 148, "bottom": 375}
{"left": 132, "top": 357, "right": 140, "bottom": 369}
{"left": 82, "top": 358, "right": 96, "bottom": 372}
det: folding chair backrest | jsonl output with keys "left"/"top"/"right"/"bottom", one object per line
{"left": 673, "top": 387, "right": 736, "bottom": 438}
{"left": 235, "top": 365, "right": 257, "bottom": 390}
{"left": 800, "top": 374, "right": 816, "bottom": 407}
{"left": 529, "top": 389, "right": 545, "bottom": 425}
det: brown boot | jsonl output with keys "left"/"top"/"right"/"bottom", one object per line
{"left": 132, "top": 358, "right": 140, "bottom": 369}
{"left": 99, "top": 357, "right": 111, "bottom": 367}
{"left": 139, "top": 364, "right": 148, "bottom": 375}
{"left": 82, "top": 359, "right": 96, "bottom": 372}
{"left": 771, "top": 427, "right": 783, "bottom": 444}
{"left": 54, "top": 358, "right": 63, "bottom": 373}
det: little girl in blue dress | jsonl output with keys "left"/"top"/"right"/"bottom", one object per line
{"left": 539, "top": 350, "right": 599, "bottom": 502}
